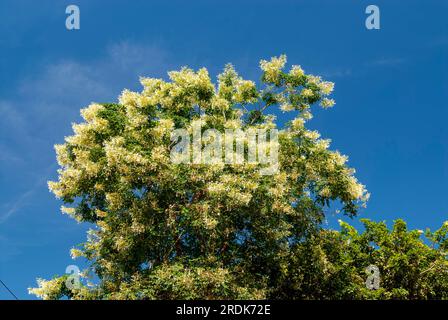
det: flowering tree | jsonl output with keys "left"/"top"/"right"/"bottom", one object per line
{"left": 32, "top": 55, "right": 447, "bottom": 300}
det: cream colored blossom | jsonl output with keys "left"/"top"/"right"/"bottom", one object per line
{"left": 304, "top": 130, "right": 320, "bottom": 140}
{"left": 119, "top": 89, "right": 140, "bottom": 107}
{"left": 55, "top": 144, "right": 70, "bottom": 167}
{"left": 61, "top": 206, "right": 76, "bottom": 217}
{"left": 319, "top": 186, "right": 332, "bottom": 198}
{"left": 307, "top": 75, "right": 321, "bottom": 85}
{"left": 291, "top": 117, "right": 305, "bottom": 130}
{"left": 320, "top": 98, "right": 335, "bottom": 108}
{"left": 153, "top": 118, "right": 175, "bottom": 139}
{"left": 260, "top": 55, "right": 287, "bottom": 83}
{"left": 211, "top": 96, "right": 230, "bottom": 111}
{"left": 70, "top": 248, "right": 84, "bottom": 259}
{"left": 319, "top": 81, "right": 334, "bottom": 95}
{"left": 289, "top": 65, "right": 304, "bottom": 78}
{"left": 224, "top": 119, "right": 242, "bottom": 130}
{"left": 301, "top": 88, "right": 314, "bottom": 98}
{"left": 233, "top": 80, "right": 257, "bottom": 103}
{"left": 106, "top": 192, "right": 124, "bottom": 210}
{"left": 346, "top": 176, "right": 365, "bottom": 199}
{"left": 280, "top": 103, "right": 294, "bottom": 112}
{"left": 81, "top": 103, "right": 104, "bottom": 122}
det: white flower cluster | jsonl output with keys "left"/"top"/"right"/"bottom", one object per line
{"left": 260, "top": 54, "right": 287, "bottom": 83}
{"left": 289, "top": 65, "right": 304, "bottom": 78}
{"left": 320, "top": 98, "right": 335, "bottom": 108}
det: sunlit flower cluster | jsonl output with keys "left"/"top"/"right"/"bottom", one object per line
{"left": 260, "top": 54, "right": 287, "bottom": 84}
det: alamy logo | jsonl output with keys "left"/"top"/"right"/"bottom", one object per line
{"left": 65, "top": 5, "right": 80, "bottom": 30}
{"left": 365, "top": 5, "right": 380, "bottom": 30}
{"left": 365, "top": 264, "right": 380, "bottom": 290}
{"left": 65, "top": 265, "right": 81, "bottom": 290}
{"left": 170, "top": 121, "right": 279, "bottom": 175}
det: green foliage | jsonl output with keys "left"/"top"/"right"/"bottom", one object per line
{"left": 273, "top": 219, "right": 448, "bottom": 299}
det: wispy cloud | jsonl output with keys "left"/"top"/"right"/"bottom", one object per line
{"left": 368, "top": 57, "right": 406, "bottom": 67}
{"left": 427, "top": 36, "right": 448, "bottom": 48}
{"left": 0, "top": 189, "right": 36, "bottom": 224}
{"left": 17, "top": 41, "right": 171, "bottom": 112}
{"left": 0, "top": 41, "right": 172, "bottom": 223}
{"left": 1, "top": 40, "right": 171, "bottom": 149}
{"left": 0, "top": 165, "right": 55, "bottom": 224}
{"left": 321, "top": 68, "right": 353, "bottom": 78}
{"left": 319, "top": 56, "right": 407, "bottom": 81}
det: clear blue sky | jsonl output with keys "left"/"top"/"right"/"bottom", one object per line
{"left": 0, "top": 0, "right": 447, "bottom": 299}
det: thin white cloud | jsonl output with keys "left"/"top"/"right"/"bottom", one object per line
{"left": 0, "top": 165, "right": 54, "bottom": 224}
{"left": 0, "top": 41, "right": 172, "bottom": 223}
{"left": 0, "top": 189, "right": 35, "bottom": 224}
{"left": 0, "top": 143, "right": 23, "bottom": 164}
{"left": 369, "top": 57, "right": 406, "bottom": 67}
{"left": 13, "top": 40, "right": 171, "bottom": 128}
{"left": 1, "top": 40, "right": 171, "bottom": 146}
{"left": 322, "top": 68, "right": 353, "bottom": 78}
{"left": 109, "top": 41, "right": 169, "bottom": 74}
{"left": 427, "top": 36, "right": 448, "bottom": 48}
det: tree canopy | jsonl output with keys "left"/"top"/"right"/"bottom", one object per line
{"left": 30, "top": 55, "right": 448, "bottom": 299}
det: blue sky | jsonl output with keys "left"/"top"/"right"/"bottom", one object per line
{"left": 0, "top": 0, "right": 447, "bottom": 299}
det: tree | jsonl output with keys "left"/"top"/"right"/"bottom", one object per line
{"left": 275, "top": 219, "right": 448, "bottom": 299}
{"left": 30, "top": 55, "right": 446, "bottom": 300}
